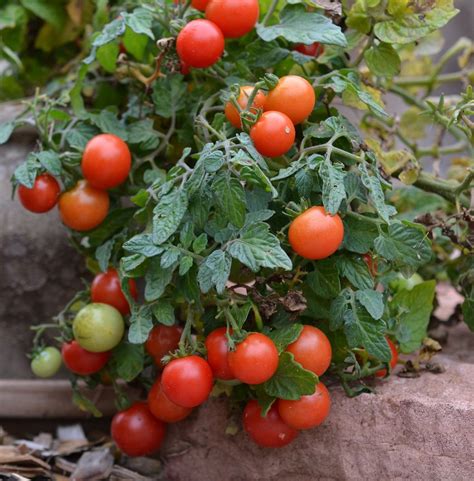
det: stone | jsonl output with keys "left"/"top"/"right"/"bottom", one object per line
{"left": 162, "top": 324, "right": 474, "bottom": 481}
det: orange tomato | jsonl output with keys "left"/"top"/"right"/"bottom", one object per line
{"left": 250, "top": 111, "right": 295, "bottom": 158}
{"left": 375, "top": 338, "right": 398, "bottom": 378}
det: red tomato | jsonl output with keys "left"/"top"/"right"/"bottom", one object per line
{"left": 192, "top": 0, "right": 210, "bottom": 10}
{"left": 58, "top": 180, "right": 109, "bottom": 231}
{"left": 161, "top": 356, "right": 214, "bottom": 408}
{"left": 288, "top": 206, "right": 344, "bottom": 260}
{"left": 224, "top": 85, "right": 266, "bottom": 128}
{"left": 61, "top": 340, "right": 110, "bottom": 376}
{"left": 375, "top": 338, "right": 398, "bottom": 378}
{"left": 205, "top": 0, "right": 259, "bottom": 38}
{"left": 18, "top": 174, "right": 60, "bottom": 213}
{"left": 111, "top": 402, "right": 166, "bottom": 457}
{"left": 250, "top": 111, "right": 295, "bottom": 158}
{"left": 176, "top": 19, "right": 225, "bottom": 69}
{"left": 293, "top": 42, "right": 324, "bottom": 57}
{"left": 228, "top": 333, "right": 278, "bottom": 385}
{"left": 148, "top": 377, "right": 192, "bottom": 423}
{"left": 91, "top": 268, "right": 138, "bottom": 316}
{"left": 180, "top": 61, "right": 191, "bottom": 75}
{"left": 363, "top": 253, "right": 378, "bottom": 277}
{"left": 145, "top": 325, "right": 182, "bottom": 368}
{"left": 286, "top": 325, "right": 332, "bottom": 376}
{"left": 278, "top": 382, "right": 331, "bottom": 430}
{"left": 81, "top": 134, "right": 131, "bottom": 190}
{"left": 243, "top": 400, "right": 298, "bottom": 448}
{"left": 205, "top": 327, "right": 234, "bottom": 380}
{"left": 264, "top": 75, "right": 316, "bottom": 125}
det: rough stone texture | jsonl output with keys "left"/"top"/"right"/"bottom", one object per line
{"left": 0, "top": 104, "right": 86, "bottom": 379}
{"left": 162, "top": 325, "right": 474, "bottom": 481}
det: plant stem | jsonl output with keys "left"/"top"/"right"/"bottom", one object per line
{"left": 262, "top": 0, "right": 279, "bottom": 26}
{"left": 393, "top": 69, "right": 474, "bottom": 88}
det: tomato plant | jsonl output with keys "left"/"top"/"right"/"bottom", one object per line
{"left": 3, "top": 0, "right": 472, "bottom": 455}
{"left": 18, "top": 174, "right": 60, "bottom": 213}
{"left": 62, "top": 341, "right": 111, "bottom": 376}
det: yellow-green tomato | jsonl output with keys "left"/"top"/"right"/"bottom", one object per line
{"left": 389, "top": 273, "right": 424, "bottom": 292}
{"left": 31, "top": 347, "right": 62, "bottom": 378}
{"left": 73, "top": 303, "right": 124, "bottom": 353}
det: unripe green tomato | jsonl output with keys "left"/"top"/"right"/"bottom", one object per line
{"left": 73, "top": 303, "right": 124, "bottom": 353}
{"left": 31, "top": 347, "right": 62, "bottom": 378}
{"left": 389, "top": 273, "right": 424, "bottom": 292}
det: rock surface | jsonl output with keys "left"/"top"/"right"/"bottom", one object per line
{"left": 162, "top": 325, "right": 474, "bottom": 481}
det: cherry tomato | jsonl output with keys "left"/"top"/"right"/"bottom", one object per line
{"left": 58, "top": 180, "right": 109, "bottom": 231}
{"left": 148, "top": 377, "right": 192, "bottom": 423}
{"left": 61, "top": 340, "right": 111, "bottom": 376}
{"left": 180, "top": 61, "right": 191, "bottom": 75}
{"left": 243, "top": 400, "right": 298, "bottom": 448}
{"left": 205, "top": 0, "right": 259, "bottom": 39}
{"left": 176, "top": 19, "right": 225, "bottom": 69}
{"left": 375, "top": 338, "right": 398, "bottom": 378}
{"left": 161, "top": 355, "right": 214, "bottom": 408}
{"left": 278, "top": 381, "right": 331, "bottom": 430}
{"left": 264, "top": 75, "right": 316, "bottom": 125}
{"left": 363, "top": 253, "right": 378, "bottom": 277}
{"left": 224, "top": 86, "right": 266, "bottom": 129}
{"left": 205, "top": 327, "right": 234, "bottom": 380}
{"left": 145, "top": 325, "right": 183, "bottom": 368}
{"left": 228, "top": 333, "right": 278, "bottom": 385}
{"left": 288, "top": 206, "right": 344, "bottom": 260}
{"left": 192, "top": 0, "right": 210, "bottom": 10}
{"left": 286, "top": 325, "right": 332, "bottom": 376}
{"left": 91, "top": 268, "right": 138, "bottom": 316}
{"left": 111, "top": 402, "right": 166, "bottom": 457}
{"left": 31, "top": 347, "right": 62, "bottom": 378}
{"left": 293, "top": 42, "right": 324, "bottom": 57}
{"left": 18, "top": 174, "right": 60, "bottom": 213}
{"left": 81, "top": 134, "right": 131, "bottom": 190}
{"left": 73, "top": 303, "right": 124, "bottom": 353}
{"left": 250, "top": 111, "right": 295, "bottom": 158}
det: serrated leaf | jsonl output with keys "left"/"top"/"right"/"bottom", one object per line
{"left": 364, "top": 42, "right": 401, "bottom": 78}
{"left": 268, "top": 324, "right": 303, "bottom": 353}
{"left": 342, "top": 215, "right": 379, "bottom": 254}
{"left": 200, "top": 148, "right": 225, "bottom": 173}
{"left": 307, "top": 259, "right": 341, "bottom": 299}
{"left": 355, "top": 289, "right": 384, "bottom": 320}
{"left": 13, "top": 154, "right": 40, "bottom": 188}
{"left": 152, "top": 75, "right": 187, "bottom": 118}
{"left": 263, "top": 352, "right": 318, "bottom": 401}
{"left": 329, "top": 289, "right": 352, "bottom": 331}
{"left": 161, "top": 247, "right": 180, "bottom": 269}
{"left": 319, "top": 161, "right": 346, "bottom": 214}
{"left": 35, "top": 151, "right": 62, "bottom": 176}
{"left": 179, "top": 256, "right": 194, "bottom": 276}
{"left": 192, "top": 233, "right": 208, "bottom": 254}
{"left": 72, "top": 390, "right": 102, "bottom": 418}
{"left": 0, "top": 122, "right": 14, "bottom": 144}
{"left": 197, "top": 250, "right": 231, "bottom": 294}
{"left": 95, "top": 239, "right": 114, "bottom": 272}
{"left": 97, "top": 42, "right": 119, "bottom": 73}
{"left": 153, "top": 189, "right": 188, "bottom": 245}
{"left": 90, "top": 110, "right": 128, "bottom": 140}
{"left": 128, "top": 305, "right": 153, "bottom": 344}
{"left": 124, "top": 7, "right": 154, "bottom": 39}
{"left": 123, "top": 234, "right": 164, "bottom": 258}
{"left": 151, "top": 300, "right": 176, "bottom": 327}
{"left": 213, "top": 173, "right": 246, "bottom": 228}
{"left": 121, "top": 254, "right": 146, "bottom": 272}
{"left": 145, "top": 259, "right": 173, "bottom": 301}
{"left": 337, "top": 255, "right": 373, "bottom": 290}
{"left": 109, "top": 342, "right": 144, "bottom": 382}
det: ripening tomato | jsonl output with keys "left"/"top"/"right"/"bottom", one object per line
{"left": 363, "top": 253, "right": 378, "bottom": 277}
{"left": 205, "top": 0, "right": 259, "bottom": 38}
{"left": 224, "top": 86, "right": 266, "bottom": 128}
{"left": 73, "top": 303, "right": 124, "bottom": 353}
{"left": 91, "top": 268, "right": 138, "bottom": 316}
{"left": 293, "top": 42, "right": 324, "bottom": 57}
{"left": 250, "top": 111, "right": 295, "bottom": 158}
{"left": 61, "top": 341, "right": 111, "bottom": 376}
{"left": 81, "top": 134, "right": 131, "bottom": 190}
{"left": 192, "top": 0, "right": 210, "bottom": 10}
{"left": 278, "top": 382, "right": 331, "bottom": 430}
{"left": 111, "top": 402, "right": 166, "bottom": 457}
{"left": 161, "top": 355, "right": 214, "bottom": 408}
{"left": 176, "top": 19, "right": 225, "bottom": 69}
{"left": 18, "top": 174, "right": 60, "bottom": 213}
{"left": 205, "top": 327, "right": 234, "bottom": 380}
{"left": 264, "top": 75, "right": 316, "bottom": 125}
{"left": 288, "top": 206, "right": 344, "bottom": 260}
{"left": 145, "top": 325, "right": 183, "bottom": 368}
{"left": 243, "top": 400, "right": 298, "bottom": 448}
{"left": 228, "top": 333, "right": 278, "bottom": 385}
{"left": 31, "top": 347, "right": 62, "bottom": 378}
{"left": 148, "top": 377, "right": 192, "bottom": 423}
{"left": 375, "top": 338, "right": 398, "bottom": 378}
{"left": 286, "top": 325, "right": 332, "bottom": 376}
{"left": 58, "top": 180, "right": 109, "bottom": 231}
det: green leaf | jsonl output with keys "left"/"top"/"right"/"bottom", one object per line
{"left": 192, "top": 233, "right": 208, "bottom": 254}
{"left": 306, "top": 259, "right": 341, "bottom": 299}
{"left": 306, "top": 115, "right": 362, "bottom": 143}
{"left": 227, "top": 223, "right": 292, "bottom": 272}
{"left": 263, "top": 352, "right": 318, "bottom": 401}
{"left": 34, "top": 151, "right": 62, "bottom": 176}
{"left": 123, "top": 27, "right": 148, "bottom": 61}
{"left": 0, "top": 122, "right": 14, "bottom": 144}
{"left": 343, "top": 307, "right": 391, "bottom": 361}
{"left": 230, "top": 302, "right": 252, "bottom": 329}
{"left": 161, "top": 247, "right": 180, "bottom": 269}
{"left": 152, "top": 75, "right": 187, "bottom": 118}
{"left": 198, "top": 250, "right": 231, "bottom": 294}
{"left": 153, "top": 189, "right": 188, "bottom": 245}
{"left": 20, "top": 0, "right": 66, "bottom": 30}
{"left": 374, "top": 222, "right": 432, "bottom": 268}
{"left": 319, "top": 160, "right": 346, "bottom": 215}
{"left": 91, "top": 110, "right": 128, "bottom": 140}
{"left": 152, "top": 300, "right": 176, "bottom": 327}
{"left": 257, "top": 4, "right": 347, "bottom": 47}
{"left": 329, "top": 289, "right": 352, "bottom": 331}
{"left": 121, "top": 254, "right": 146, "bottom": 273}
{"left": 200, "top": 147, "right": 225, "bottom": 173}
{"left": 255, "top": 386, "right": 276, "bottom": 416}
{"left": 123, "top": 234, "right": 164, "bottom": 258}
{"left": 128, "top": 305, "right": 153, "bottom": 344}
{"left": 342, "top": 215, "right": 379, "bottom": 254}
{"left": 124, "top": 7, "right": 154, "bottom": 39}
{"left": 355, "top": 289, "right": 384, "bottom": 320}
{"left": 95, "top": 239, "right": 114, "bottom": 272}
{"left": 97, "top": 42, "right": 119, "bottom": 73}
{"left": 179, "top": 256, "right": 194, "bottom": 276}
{"left": 337, "top": 255, "right": 373, "bottom": 290}
{"left": 109, "top": 342, "right": 144, "bottom": 382}
{"left": 84, "top": 18, "right": 126, "bottom": 64}
{"left": 13, "top": 154, "right": 40, "bottom": 188}
{"left": 268, "top": 324, "right": 303, "bottom": 353}
{"left": 364, "top": 42, "right": 401, "bottom": 78}
{"left": 145, "top": 259, "right": 173, "bottom": 301}
{"left": 462, "top": 298, "right": 474, "bottom": 331}
{"left": 212, "top": 173, "right": 246, "bottom": 228}
{"left": 392, "top": 280, "right": 436, "bottom": 353}
{"left": 88, "top": 208, "right": 135, "bottom": 246}
{"left": 72, "top": 390, "right": 102, "bottom": 418}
